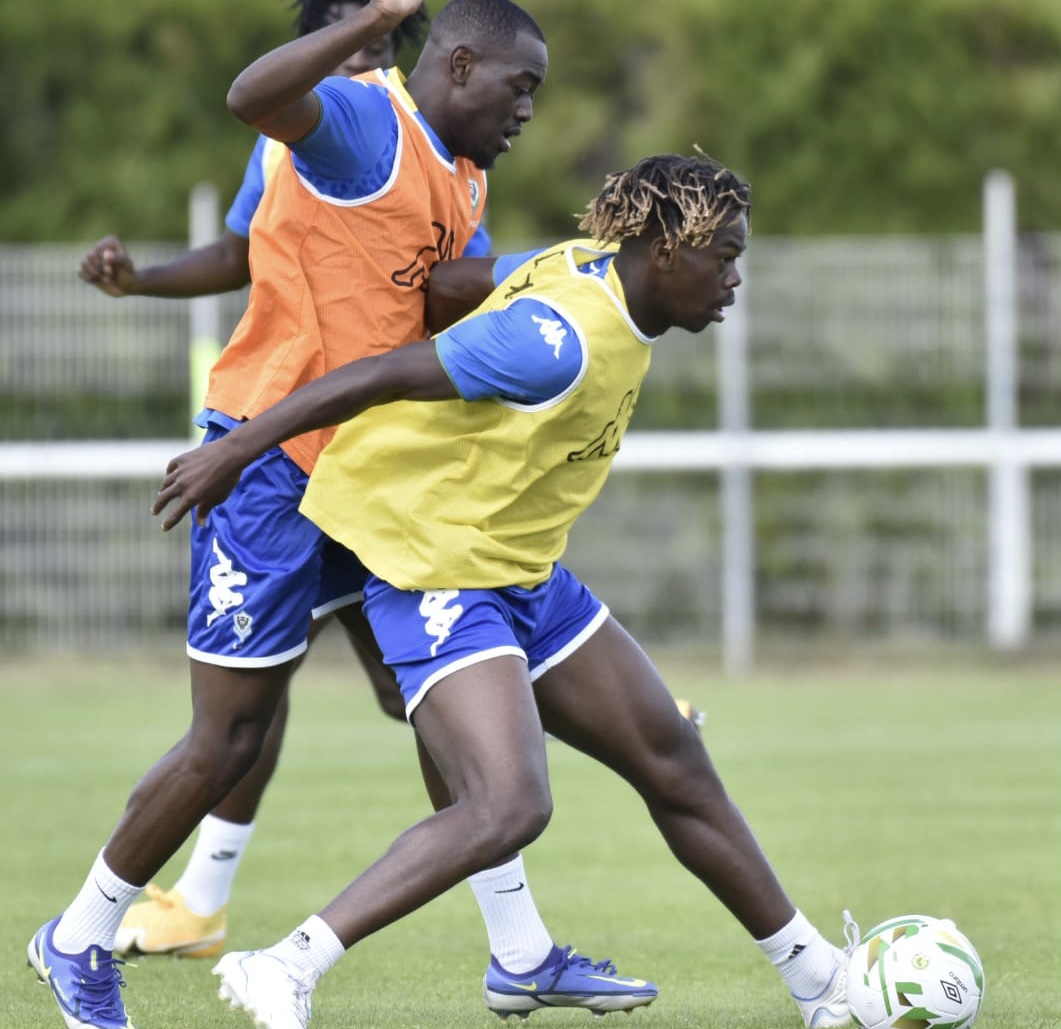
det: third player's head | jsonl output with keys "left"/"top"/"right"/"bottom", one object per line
{"left": 294, "top": 0, "right": 430, "bottom": 76}
{"left": 581, "top": 152, "right": 752, "bottom": 337}
{"left": 409, "top": 0, "right": 547, "bottom": 171}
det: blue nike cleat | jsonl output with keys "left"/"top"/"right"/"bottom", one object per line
{"left": 483, "top": 943, "right": 658, "bottom": 1018}
{"left": 27, "top": 917, "right": 135, "bottom": 1029}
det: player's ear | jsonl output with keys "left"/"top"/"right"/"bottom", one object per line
{"left": 649, "top": 235, "right": 675, "bottom": 272}
{"left": 450, "top": 45, "right": 475, "bottom": 84}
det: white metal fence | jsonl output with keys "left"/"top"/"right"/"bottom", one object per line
{"left": 1, "top": 175, "right": 1059, "bottom": 664}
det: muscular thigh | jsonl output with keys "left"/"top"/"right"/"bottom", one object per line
{"left": 410, "top": 655, "right": 550, "bottom": 806}
{"left": 534, "top": 616, "right": 708, "bottom": 787}
{"left": 362, "top": 577, "right": 555, "bottom": 801}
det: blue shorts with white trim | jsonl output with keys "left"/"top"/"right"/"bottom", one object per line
{"left": 362, "top": 564, "right": 608, "bottom": 717}
{"left": 186, "top": 425, "right": 368, "bottom": 668}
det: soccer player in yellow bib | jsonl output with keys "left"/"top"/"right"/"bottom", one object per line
{"left": 153, "top": 151, "right": 853, "bottom": 1029}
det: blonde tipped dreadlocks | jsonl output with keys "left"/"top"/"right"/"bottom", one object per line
{"left": 578, "top": 150, "right": 751, "bottom": 249}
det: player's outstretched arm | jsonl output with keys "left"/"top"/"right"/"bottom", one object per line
{"left": 152, "top": 339, "right": 458, "bottom": 530}
{"left": 79, "top": 232, "right": 251, "bottom": 299}
{"left": 227, "top": 0, "right": 422, "bottom": 142}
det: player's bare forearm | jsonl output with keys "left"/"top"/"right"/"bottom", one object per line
{"left": 80, "top": 233, "right": 250, "bottom": 299}
{"left": 153, "top": 340, "right": 458, "bottom": 530}
{"left": 426, "top": 257, "right": 498, "bottom": 333}
{"left": 227, "top": 0, "right": 417, "bottom": 140}
{"left": 133, "top": 234, "right": 251, "bottom": 297}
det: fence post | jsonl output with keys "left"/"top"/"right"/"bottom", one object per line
{"left": 717, "top": 275, "right": 754, "bottom": 676}
{"left": 188, "top": 183, "right": 222, "bottom": 440}
{"left": 983, "top": 170, "right": 1030, "bottom": 649}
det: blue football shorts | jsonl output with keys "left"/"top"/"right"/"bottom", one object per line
{"left": 362, "top": 564, "right": 610, "bottom": 718}
{"left": 186, "top": 425, "right": 369, "bottom": 668}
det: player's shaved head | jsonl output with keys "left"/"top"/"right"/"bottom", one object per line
{"left": 429, "top": 0, "right": 545, "bottom": 48}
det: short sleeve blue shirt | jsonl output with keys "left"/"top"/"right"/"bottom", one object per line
{"left": 224, "top": 136, "right": 269, "bottom": 238}
{"left": 436, "top": 253, "right": 613, "bottom": 406}
{"left": 436, "top": 299, "right": 584, "bottom": 406}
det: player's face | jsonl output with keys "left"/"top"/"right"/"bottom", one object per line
{"left": 332, "top": 33, "right": 397, "bottom": 76}
{"left": 663, "top": 215, "right": 748, "bottom": 335}
{"left": 324, "top": 2, "right": 397, "bottom": 76}
{"left": 448, "top": 30, "right": 548, "bottom": 170}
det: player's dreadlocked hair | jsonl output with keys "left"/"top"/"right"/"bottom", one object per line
{"left": 578, "top": 151, "right": 751, "bottom": 249}
{"left": 293, "top": 0, "right": 430, "bottom": 52}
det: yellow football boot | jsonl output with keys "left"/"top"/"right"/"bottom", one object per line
{"left": 114, "top": 884, "right": 226, "bottom": 958}
{"left": 674, "top": 697, "right": 705, "bottom": 732}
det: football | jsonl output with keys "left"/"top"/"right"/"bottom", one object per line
{"left": 846, "top": 914, "right": 985, "bottom": 1029}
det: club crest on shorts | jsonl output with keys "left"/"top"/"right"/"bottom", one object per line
{"left": 232, "top": 611, "right": 254, "bottom": 644}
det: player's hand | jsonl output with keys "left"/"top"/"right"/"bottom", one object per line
{"left": 79, "top": 235, "right": 138, "bottom": 297}
{"left": 370, "top": 0, "right": 424, "bottom": 24}
{"left": 152, "top": 440, "right": 248, "bottom": 531}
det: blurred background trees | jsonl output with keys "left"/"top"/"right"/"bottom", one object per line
{"left": 2, "top": 0, "right": 1061, "bottom": 244}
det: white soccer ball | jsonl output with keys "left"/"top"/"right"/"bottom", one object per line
{"left": 846, "top": 914, "right": 985, "bottom": 1029}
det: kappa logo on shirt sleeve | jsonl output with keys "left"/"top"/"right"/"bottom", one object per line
{"left": 531, "top": 314, "right": 567, "bottom": 359}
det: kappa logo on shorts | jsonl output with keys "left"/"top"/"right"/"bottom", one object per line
{"left": 205, "top": 537, "right": 248, "bottom": 627}
{"left": 419, "top": 590, "right": 463, "bottom": 656}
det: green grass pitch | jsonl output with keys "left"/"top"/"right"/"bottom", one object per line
{"left": 3, "top": 650, "right": 1059, "bottom": 1028}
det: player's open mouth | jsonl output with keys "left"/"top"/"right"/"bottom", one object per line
{"left": 501, "top": 128, "right": 521, "bottom": 152}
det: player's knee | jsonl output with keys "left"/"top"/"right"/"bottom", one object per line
{"left": 506, "top": 792, "right": 552, "bottom": 849}
{"left": 639, "top": 725, "right": 721, "bottom": 809}
{"left": 184, "top": 716, "right": 272, "bottom": 785}
{"left": 465, "top": 787, "right": 552, "bottom": 858}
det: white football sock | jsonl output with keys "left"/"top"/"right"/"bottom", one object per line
{"left": 172, "top": 814, "right": 255, "bottom": 916}
{"left": 756, "top": 909, "right": 844, "bottom": 999}
{"left": 467, "top": 855, "right": 553, "bottom": 973}
{"left": 269, "top": 915, "right": 346, "bottom": 981}
{"left": 54, "top": 850, "right": 142, "bottom": 953}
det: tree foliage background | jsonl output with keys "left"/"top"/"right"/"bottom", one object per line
{"left": 2, "top": 0, "right": 1061, "bottom": 243}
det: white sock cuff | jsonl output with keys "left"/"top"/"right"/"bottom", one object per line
{"left": 301, "top": 915, "right": 346, "bottom": 975}
{"left": 467, "top": 855, "right": 526, "bottom": 889}
{"left": 198, "top": 814, "right": 255, "bottom": 847}
{"left": 94, "top": 849, "right": 141, "bottom": 896}
{"left": 757, "top": 909, "right": 814, "bottom": 962}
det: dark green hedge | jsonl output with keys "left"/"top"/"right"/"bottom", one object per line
{"left": 3, "top": 0, "right": 1060, "bottom": 242}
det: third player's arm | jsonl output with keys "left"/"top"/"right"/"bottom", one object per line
{"left": 80, "top": 232, "right": 251, "bottom": 299}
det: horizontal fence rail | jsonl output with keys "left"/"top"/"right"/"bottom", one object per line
{"left": 2, "top": 173, "right": 1059, "bottom": 664}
